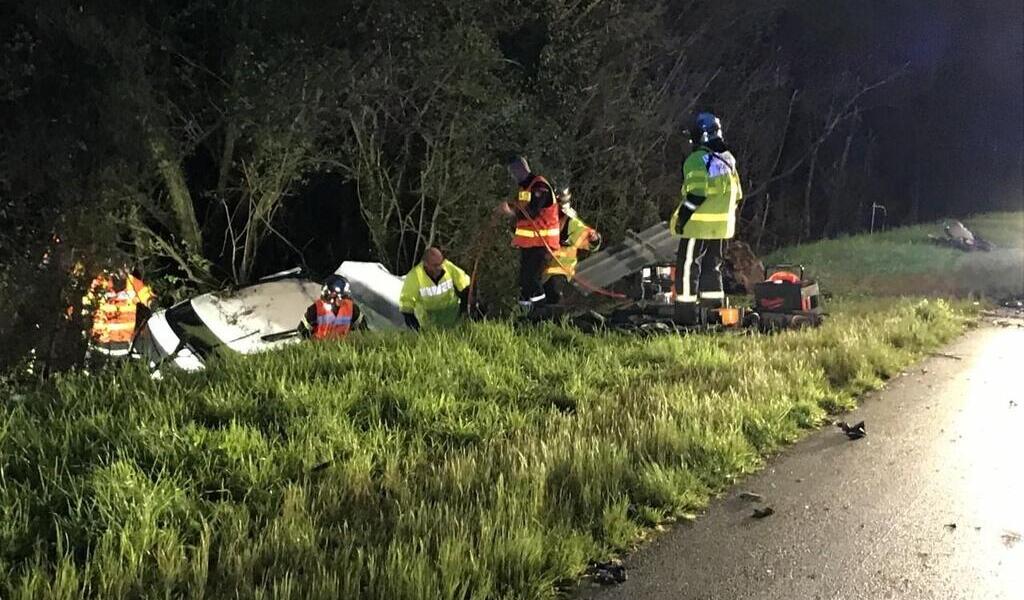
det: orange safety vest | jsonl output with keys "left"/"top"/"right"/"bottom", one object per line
{"left": 85, "top": 276, "right": 139, "bottom": 346}
{"left": 312, "top": 298, "right": 354, "bottom": 340}
{"left": 512, "top": 175, "right": 560, "bottom": 249}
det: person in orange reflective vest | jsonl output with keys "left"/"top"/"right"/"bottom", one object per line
{"left": 495, "top": 155, "right": 559, "bottom": 310}
{"left": 300, "top": 274, "right": 363, "bottom": 340}
{"left": 82, "top": 268, "right": 155, "bottom": 356}
{"left": 542, "top": 187, "right": 602, "bottom": 304}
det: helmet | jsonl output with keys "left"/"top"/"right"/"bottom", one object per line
{"left": 507, "top": 155, "right": 531, "bottom": 184}
{"left": 557, "top": 187, "right": 572, "bottom": 205}
{"left": 691, "top": 112, "right": 723, "bottom": 144}
{"left": 322, "top": 274, "right": 350, "bottom": 299}
{"left": 556, "top": 187, "right": 578, "bottom": 219}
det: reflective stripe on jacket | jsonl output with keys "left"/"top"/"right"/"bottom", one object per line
{"left": 670, "top": 148, "right": 743, "bottom": 239}
{"left": 512, "top": 175, "right": 560, "bottom": 249}
{"left": 399, "top": 260, "right": 471, "bottom": 329}
{"left": 544, "top": 216, "right": 599, "bottom": 279}
{"left": 310, "top": 298, "right": 354, "bottom": 340}
{"left": 84, "top": 275, "right": 151, "bottom": 346}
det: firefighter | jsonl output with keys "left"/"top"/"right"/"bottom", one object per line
{"left": 82, "top": 267, "right": 155, "bottom": 356}
{"left": 300, "top": 274, "right": 362, "bottom": 340}
{"left": 495, "top": 155, "right": 559, "bottom": 311}
{"left": 670, "top": 112, "right": 743, "bottom": 310}
{"left": 542, "top": 187, "right": 602, "bottom": 304}
{"left": 399, "top": 247, "right": 472, "bottom": 330}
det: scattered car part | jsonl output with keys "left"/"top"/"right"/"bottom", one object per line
{"left": 335, "top": 261, "right": 408, "bottom": 330}
{"left": 836, "top": 420, "right": 867, "bottom": 440}
{"left": 588, "top": 560, "right": 627, "bottom": 585}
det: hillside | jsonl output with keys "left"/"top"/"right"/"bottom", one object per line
{"left": 767, "top": 211, "right": 1024, "bottom": 297}
{"left": 4, "top": 216, "right": 1019, "bottom": 599}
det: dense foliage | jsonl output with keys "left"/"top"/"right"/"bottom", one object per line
{"left": 1, "top": 1, "right": 1019, "bottom": 373}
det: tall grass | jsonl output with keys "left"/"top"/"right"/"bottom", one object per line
{"left": 0, "top": 297, "right": 967, "bottom": 598}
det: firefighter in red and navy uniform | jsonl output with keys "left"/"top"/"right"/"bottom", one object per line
{"left": 496, "top": 155, "right": 560, "bottom": 310}
{"left": 300, "top": 274, "right": 363, "bottom": 340}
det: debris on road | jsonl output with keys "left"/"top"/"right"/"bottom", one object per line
{"left": 1001, "top": 531, "right": 1021, "bottom": 548}
{"left": 928, "top": 352, "right": 963, "bottom": 361}
{"left": 588, "top": 560, "right": 627, "bottom": 585}
{"left": 738, "top": 491, "right": 764, "bottom": 502}
{"left": 993, "top": 319, "right": 1024, "bottom": 328}
{"left": 1001, "top": 297, "right": 1024, "bottom": 310}
{"left": 751, "top": 507, "right": 775, "bottom": 519}
{"left": 984, "top": 297, "right": 1024, "bottom": 328}
{"left": 836, "top": 420, "right": 867, "bottom": 440}
{"left": 944, "top": 523, "right": 958, "bottom": 531}
{"left": 927, "top": 220, "right": 994, "bottom": 252}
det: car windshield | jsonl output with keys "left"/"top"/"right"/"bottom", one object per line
{"left": 165, "top": 302, "right": 226, "bottom": 361}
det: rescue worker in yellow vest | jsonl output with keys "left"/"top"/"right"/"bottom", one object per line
{"left": 300, "top": 274, "right": 363, "bottom": 340}
{"left": 82, "top": 267, "right": 155, "bottom": 356}
{"left": 670, "top": 112, "right": 743, "bottom": 310}
{"left": 542, "top": 187, "right": 602, "bottom": 304}
{"left": 399, "top": 247, "right": 472, "bottom": 330}
{"left": 495, "top": 155, "right": 559, "bottom": 311}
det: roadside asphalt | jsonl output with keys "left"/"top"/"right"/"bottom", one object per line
{"left": 585, "top": 324, "right": 1024, "bottom": 600}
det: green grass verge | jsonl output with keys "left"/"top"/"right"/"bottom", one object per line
{"left": 767, "top": 211, "right": 1024, "bottom": 296}
{"left": 1, "top": 297, "right": 968, "bottom": 599}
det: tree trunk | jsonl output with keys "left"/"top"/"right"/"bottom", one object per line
{"left": 755, "top": 192, "right": 771, "bottom": 254}
{"left": 149, "top": 134, "right": 203, "bottom": 254}
{"left": 823, "top": 119, "right": 856, "bottom": 237}
{"left": 240, "top": 203, "right": 258, "bottom": 285}
{"left": 802, "top": 144, "right": 820, "bottom": 241}
{"left": 216, "top": 122, "right": 239, "bottom": 201}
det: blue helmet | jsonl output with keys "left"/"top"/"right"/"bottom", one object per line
{"left": 322, "top": 274, "right": 350, "bottom": 299}
{"left": 691, "top": 112, "right": 723, "bottom": 144}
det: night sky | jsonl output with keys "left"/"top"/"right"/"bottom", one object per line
{"left": 871, "top": 0, "right": 1023, "bottom": 218}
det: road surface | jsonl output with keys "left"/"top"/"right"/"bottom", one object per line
{"left": 586, "top": 325, "right": 1024, "bottom": 600}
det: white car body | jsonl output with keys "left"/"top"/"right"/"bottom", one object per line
{"left": 133, "top": 262, "right": 406, "bottom": 373}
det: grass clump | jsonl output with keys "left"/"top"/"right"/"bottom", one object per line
{"left": 0, "top": 296, "right": 968, "bottom": 599}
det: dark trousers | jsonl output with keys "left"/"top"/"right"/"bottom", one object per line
{"left": 674, "top": 238, "right": 725, "bottom": 307}
{"left": 543, "top": 274, "right": 569, "bottom": 305}
{"left": 519, "top": 246, "right": 549, "bottom": 303}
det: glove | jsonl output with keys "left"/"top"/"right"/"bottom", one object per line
{"left": 674, "top": 194, "right": 705, "bottom": 234}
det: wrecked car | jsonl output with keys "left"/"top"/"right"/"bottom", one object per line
{"left": 131, "top": 262, "right": 407, "bottom": 373}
